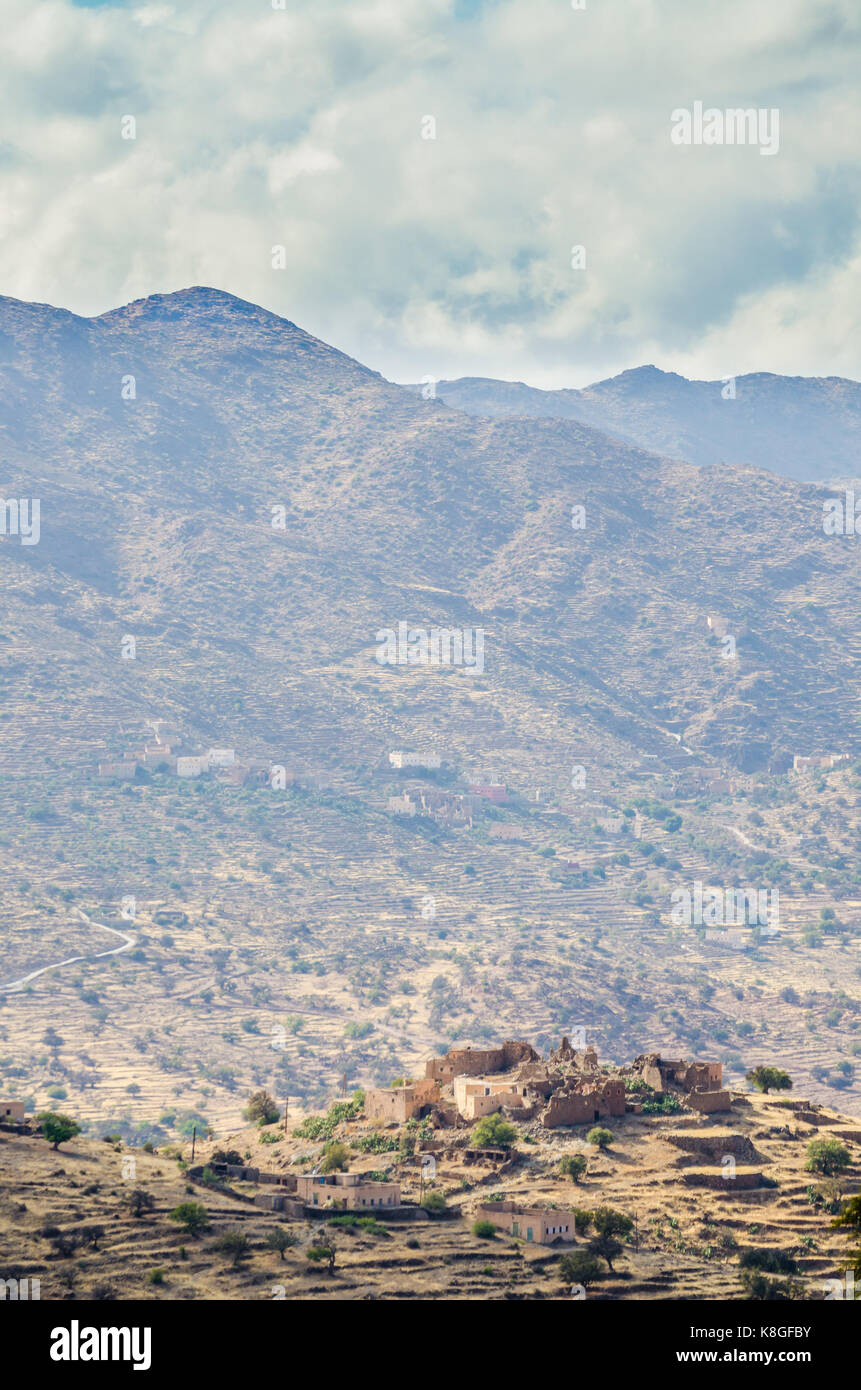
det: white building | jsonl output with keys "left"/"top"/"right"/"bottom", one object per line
{"left": 177, "top": 756, "right": 208, "bottom": 779}
{"left": 208, "top": 748, "right": 236, "bottom": 768}
{"left": 388, "top": 751, "right": 441, "bottom": 770}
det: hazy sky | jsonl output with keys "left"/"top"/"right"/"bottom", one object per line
{"left": 2, "top": 0, "right": 859, "bottom": 386}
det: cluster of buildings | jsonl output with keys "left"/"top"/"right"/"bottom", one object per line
{"left": 363, "top": 1039, "right": 730, "bottom": 1132}
{"left": 387, "top": 749, "right": 509, "bottom": 826}
{"left": 97, "top": 728, "right": 305, "bottom": 789}
{"left": 792, "top": 754, "right": 850, "bottom": 773}
{"left": 388, "top": 788, "right": 477, "bottom": 827}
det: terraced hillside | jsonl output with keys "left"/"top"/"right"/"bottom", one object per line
{"left": 0, "top": 288, "right": 859, "bottom": 1144}
{"left": 1, "top": 1090, "right": 858, "bottom": 1301}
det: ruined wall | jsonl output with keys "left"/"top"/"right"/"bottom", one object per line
{"left": 364, "top": 1080, "right": 439, "bottom": 1124}
{"left": 682, "top": 1170, "right": 765, "bottom": 1190}
{"left": 664, "top": 1133, "right": 759, "bottom": 1161}
{"left": 687, "top": 1088, "right": 731, "bottom": 1113}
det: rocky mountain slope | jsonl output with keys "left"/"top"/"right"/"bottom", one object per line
{"left": 410, "top": 367, "right": 861, "bottom": 483}
{"left": 0, "top": 288, "right": 859, "bottom": 1140}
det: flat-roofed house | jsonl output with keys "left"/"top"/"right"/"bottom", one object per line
{"left": 476, "top": 1202, "right": 576, "bottom": 1245}
{"left": 388, "top": 751, "right": 441, "bottom": 770}
{"left": 296, "top": 1172, "right": 401, "bottom": 1210}
{"left": 208, "top": 748, "right": 236, "bottom": 768}
{"left": 453, "top": 1076, "right": 530, "bottom": 1120}
{"left": 97, "top": 761, "right": 138, "bottom": 780}
{"left": 176, "top": 755, "right": 208, "bottom": 778}
{"left": 0, "top": 1100, "right": 26, "bottom": 1122}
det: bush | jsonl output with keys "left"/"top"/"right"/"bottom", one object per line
{"left": 243, "top": 1090, "right": 279, "bottom": 1126}
{"left": 421, "top": 1191, "right": 447, "bottom": 1216}
{"left": 739, "top": 1248, "right": 797, "bottom": 1275}
{"left": 740, "top": 1270, "right": 802, "bottom": 1300}
{"left": 640, "top": 1094, "right": 681, "bottom": 1115}
{"left": 471, "top": 1114, "right": 517, "bottom": 1149}
{"left": 306, "top": 1240, "right": 336, "bottom": 1274}
{"left": 559, "top": 1153, "right": 588, "bottom": 1183}
{"left": 559, "top": 1250, "right": 603, "bottom": 1287}
{"left": 745, "top": 1066, "right": 792, "bottom": 1094}
{"left": 211, "top": 1148, "right": 243, "bottom": 1166}
{"left": 168, "top": 1201, "right": 210, "bottom": 1237}
{"left": 805, "top": 1139, "right": 851, "bottom": 1177}
{"left": 124, "top": 1189, "right": 155, "bottom": 1218}
{"left": 319, "top": 1140, "right": 350, "bottom": 1174}
{"left": 146, "top": 1268, "right": 165, "bottom": 1286}
{"left": 586, "top": 1126, "right": 613, "bottom": 1150}
{"left": 37, "top": 1112, "right": 81, "bottom": 1150}
{"left": 472, "top": 1220, "right": 497, "bottom": 1239}
{"left": 292, "top": 1092, "right": 364, "bottom": 1141}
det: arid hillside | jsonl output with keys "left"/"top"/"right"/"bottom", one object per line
{"left": 1, "top": 1089, "right": 858, "bottom": 1301}
{"left": 0, "top": 289, "right": 859, "bottom": 1144}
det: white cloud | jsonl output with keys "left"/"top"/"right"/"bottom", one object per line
{"left": 0, "top": 0, "right": 859, "bottom": 387}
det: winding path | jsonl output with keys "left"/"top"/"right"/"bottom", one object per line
{"left": 0, "top": 908, "right": 137, "bottom": 993}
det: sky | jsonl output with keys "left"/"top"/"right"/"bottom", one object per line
{"left": 1, "top": 0, "right": 859, "bottom": 387}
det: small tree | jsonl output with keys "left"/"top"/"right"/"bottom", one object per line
{"left": 168, "top": 1201, "right": 210, "bottom": 1237}
{"left": 589, "top": 1207, "right": 634, "bottom": 1272}
{"left": 559, "top": 1250, "right": 603, "bottom": 1287}
{"left": 573, "top": 1207, "right": 594, "bottom": 1237}
{"left": 266, "top": 1227, "right": 300, "bottom": 1260}
{"left": 319, "top": 1140, "right": 350, "bottom": 1174}
{"left": 746, "top": 1066, "right": 792, "bottom": 1094}
{"left": 472, "top": 1219, "right": 497, "bottom": 1239}
{"left": 560, "top": 1153, "right": 588, "bottom": 1183}
{"left": 306, "top": 1238, "right": 336, "bottom": 1275}
{"left": 243, "top": 1090, "right": 280, "bottom": 1126}
{"left": 50, "top": 1232, "right": 79, "bottom": 1259}
{"left": 471, "top": 1114, "right": 517, "bottom": 1149}
{"left": 214, "top": 1231, "right": 250, "bottom": 1268}
{"left": 38, "top": 1112, "right": 81, "bottom": 1150}
{"left": 125, "top": 1189, "right": 155, "bottom": 1219}
{"left": 586, "top": 1126, "right": 613, "bottom": 1150}
{"left": 806, "top": 1139, "right": 851, "bottom": 1178}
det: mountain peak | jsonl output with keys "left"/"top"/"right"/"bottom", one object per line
{"left": 94, "top": 286, "right": 301, "bottom": 331}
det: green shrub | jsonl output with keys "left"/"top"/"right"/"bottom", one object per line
{"left": 471, "top": 1114, "right": 517, "bottom": 1149}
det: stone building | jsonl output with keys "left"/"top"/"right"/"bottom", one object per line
{"left": 453, "top": 1076, "right": 530, "bottom": 1120}
{"left": 296, "top": 1172, "right": 401, "bottom": 1210}
{"left": 476, "top": 1202, "right": 576, "bottom": 1245}
{"left": 364, "top": 1080, "right": 440, "bottom": 1125}
{"left": 0, "top": 1101, "right": 25, "bottom": 1122}
{"left": 425, "top": 1041, "right": 538, "bottom": 1085}
{"left": 97, "top": 761, "right": 138, "bottom": 780}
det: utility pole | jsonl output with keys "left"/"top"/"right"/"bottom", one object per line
{"left": 191, "top": 1125, "right": 196, "bottom": 1162}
